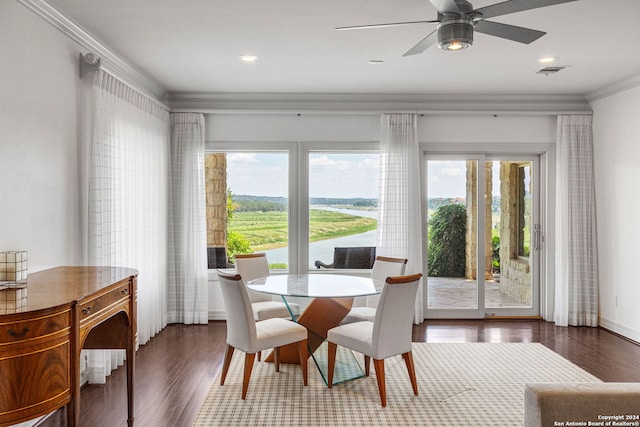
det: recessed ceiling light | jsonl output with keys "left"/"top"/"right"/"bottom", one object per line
{"left": 368, "top": 60, "right": 384, "bottom": 65}
{"left": 539, "top": 56, "right": 558, "bottom": 64}
{"left": 239, "top": 55, "right": 258, "bottom": 63}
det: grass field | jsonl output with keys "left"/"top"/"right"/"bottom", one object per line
{"left": 228, "top": 209, "right": 377, "bottom": 251}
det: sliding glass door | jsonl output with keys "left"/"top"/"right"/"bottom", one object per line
{"left": 425, "top": 154, "right": 540, "bottom": 318}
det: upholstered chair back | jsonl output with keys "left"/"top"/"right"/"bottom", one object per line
{"left": 371, "top": 273, "right": 422, "bottom": 359}
{"left": 367, "top": 256, "right": 408, "bottom": 307}
{"left": 217, "top": 270, "right": 258, "bottom": 352}
{"left": 235, "top": 253, "right": 271, "bottom": 303}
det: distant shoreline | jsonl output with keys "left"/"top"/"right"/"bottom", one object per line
{"left": 229, "top": 207, "right": 377, "bottom": 251}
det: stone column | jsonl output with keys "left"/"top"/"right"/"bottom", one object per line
{"left": 205, "top": 153, "right": 228, "bottom": 266}
{"left": 465, "top": 161, "right": 477, "bottom": 280}
{"left": 483, "top": 162, "right": 493, "bottom": 280}
{"left": 465, "top": 161, "right": 493, "bottom": 280}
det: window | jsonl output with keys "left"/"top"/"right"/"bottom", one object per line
{"left": 308, "top": 152, "right": 379, "bottom": 270}
{"left": 205, "top": 151, "right": 289, "bottom": 269}
{"left": 205, "top": 142, "right": 379, "bottom": 273}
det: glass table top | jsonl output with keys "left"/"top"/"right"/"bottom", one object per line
{"left": 246, "top": 273, "right": 384, "bottom": 298}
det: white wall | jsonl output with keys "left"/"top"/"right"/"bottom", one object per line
{"left": 205, "top": 112, "right": 557, "bottom": 319}
{"left": 206, "top": 113, "right": 556, "bottom": 144}
{"left": 420, "top": 114, "right": 556, "bottom": 144}
{"left": 591, "top": 86, "right": 640, "bottom": 342}
{"left": 207, "top": 113, "right": 381, "bottom": 142}
{"left": 0, "top": 2, "right": 82, "bottom": 272}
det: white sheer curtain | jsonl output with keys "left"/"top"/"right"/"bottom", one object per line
{"left": 377, "top": 113, "right": 425, "bottom": 324}
{"left": 80, "top": 70, "right": 170, "bottom": 383}
{"left": 554, "top": 115, "right": 599, "bottom": 327}
{"left": 167, "top": 113, "right": 208, "bottom": 324}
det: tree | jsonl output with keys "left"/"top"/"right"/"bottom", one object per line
{"left": 227, "top": 188, "right": 238, "bottom": 219}
{"left": 492, "top": 234, "right": 501, "bottom": 274}
{"left": 227, "top": 231, "right": 252, "bottom": 262}
{"left": 428, "top": 204, "right": 466, "bottom": 277}
{"left": 226, "top": 189, "right": 251, "bottom": 262}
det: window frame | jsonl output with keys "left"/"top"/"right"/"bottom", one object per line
{"left": 516, "top": 162, "right": 532, "bottom": 259}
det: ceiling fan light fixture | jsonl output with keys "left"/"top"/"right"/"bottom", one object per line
{"left": 442, "top": 40, "right": 468, "bottom": 51}
{"left": 437, "top": 19, "right": 473, "bottom": 51}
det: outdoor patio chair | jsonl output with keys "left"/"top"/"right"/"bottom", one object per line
{"left": 314, "top": 246, "right": 376, "bottom": 269}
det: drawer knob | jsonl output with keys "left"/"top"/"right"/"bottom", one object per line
{"left": 8, "top": 327, "right": 30, "bottom": 338}
{"left": 121, "top": 288, "right": 129, "bottom": 295}
{"left": 82, "top": 306, "right": 92, "bottom": 315}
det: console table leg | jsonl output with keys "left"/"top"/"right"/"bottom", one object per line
{"left": 127, "top": 353, "right": 135, "bottom": 426}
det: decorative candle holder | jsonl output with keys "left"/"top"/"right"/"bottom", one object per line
{"left": 0, "top": 282, "right": 28, "bottom": 314}
{"left": 0, "top": 251, "right": 28, "bottom": 282}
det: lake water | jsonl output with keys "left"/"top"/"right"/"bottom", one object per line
{"left": 263, "top": 206, "right": 377, "bottom": 268}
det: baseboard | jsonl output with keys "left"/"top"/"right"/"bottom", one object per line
{"left": 208, "top": 310, "right": 226, "bottom": 321}
{"left": 599, "top": 317, "right": 640, "bottom": 343}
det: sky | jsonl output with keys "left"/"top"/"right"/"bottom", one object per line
{"left": 226, "top": 152, "right": 380, "bottom": 199}
{"left": 427, "top": 160, "right": 502, "bottom": 198}
{"left": 226, "top": 153, "right": 503, "bottom": 199}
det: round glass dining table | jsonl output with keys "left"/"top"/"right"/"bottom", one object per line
{"left": 246, "top": 273, "right": 384, "bottom": 299}
{"left": 247, "top": 273, "right": 385, "bottom": 385}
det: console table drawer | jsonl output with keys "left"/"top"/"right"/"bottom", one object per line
{"left": 79, "top": 284, "right": 130, "bottom": 321}
{"left": 0, "top": 307, "right": 72, "bottom": 425}
{"left": 0, "top": 310, "right": 70, "bottom": 345}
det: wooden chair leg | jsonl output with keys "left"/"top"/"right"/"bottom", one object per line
{"left": 402, "top": 351, "right": 419, "bottom": 396}
{"left": 274, "top": 347, "right": 280, "bottom": 372}
{"left": 297, "top": 339, "right": 309, "bottom": 386}
{"left": 364, "top": 355, "right": 370, "bottom": 376}
{"left": 327, "top": 341, "right": 337, "bottom": 388}
{"left": 373, "top": 359, "right": 386, "bottom": 407}
{"left": 242, "top": 353, "right": 257, "bottom": 400}
{"left": 220, "top": 344, "right": 235, "bottom": 385}
{"left": 258, "top": 351, "right": 262, "bottom": 361}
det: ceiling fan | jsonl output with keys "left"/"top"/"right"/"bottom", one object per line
{"left": 336, "top": 0, "right": 579, "bottom": 55}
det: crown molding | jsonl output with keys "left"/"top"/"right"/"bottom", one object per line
{"left": 167, "top": 92, "right": 591, "bottom": 115}
{"left": 586, "top": 73, "right": 640, "bottom": 103}
{"left": 19, "top": 0, "right": 167, "bottom": 103}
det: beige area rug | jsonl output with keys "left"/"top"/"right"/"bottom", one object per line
{"left": 193, "top": 343, "right": 601, "bottom": 426}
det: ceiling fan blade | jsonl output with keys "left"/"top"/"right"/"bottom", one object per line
{"left": 402, "top": 30, "right": 439, "bottom": 56}
{"left": 476, "top": 0, "right": 579, "bottom": 20}
{"left": 336, "top": 20, "right": 439, "bottom": 31}
{"left": 429, "top": 0, "right": 461, "bottom": 15}
{"left": 474, "top": 20, "right": 546, "bottom": 44}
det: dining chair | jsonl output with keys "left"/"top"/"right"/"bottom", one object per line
{"left": 234, "top": 253, "right": 300, "bottom": 321}
{"left": 327, "top": 273, "right": 422, "bottom": 407}
{"left": 217, "top": 269, "right": 309, "bottom": 399}
{"left": 340, "top": 256, "right": 408, "bottom": 324}
{"left": 234, "top": 253, "right": 301, "bottom": 362}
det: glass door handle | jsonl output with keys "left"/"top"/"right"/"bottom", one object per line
{"left": 534, "top": 224, "right": 541, "bottom": 251}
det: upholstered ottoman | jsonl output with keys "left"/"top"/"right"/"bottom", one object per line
{"left": 524, "top": 383, "right": 640, "bottom": 427}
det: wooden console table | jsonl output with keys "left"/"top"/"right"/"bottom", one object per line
{"left": 0, "top": 266, "right": 138, "bottom": 427}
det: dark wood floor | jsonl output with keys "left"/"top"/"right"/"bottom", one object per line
{"left": 40, "top": 320, "right": 640, "bottom": 427}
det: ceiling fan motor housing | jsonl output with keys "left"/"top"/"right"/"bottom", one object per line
{"left": 455, "top": 0, "right": 474, "bottom": 13}
{"left": 438, "top": 19, "right": 474, "bottom": 50}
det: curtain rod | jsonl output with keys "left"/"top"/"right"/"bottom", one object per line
{"left": 79, "top": 52, "right": 100, "bottom": 78}
{"left": 79, "top": 53, "right": 171, "bottom": 113}
{"left": 170, "top": 108, "right": 593, "bottom": 116}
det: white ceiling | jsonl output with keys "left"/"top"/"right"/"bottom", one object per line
{"left": 45, "top": 0, "right": 640, "bottom": 99}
